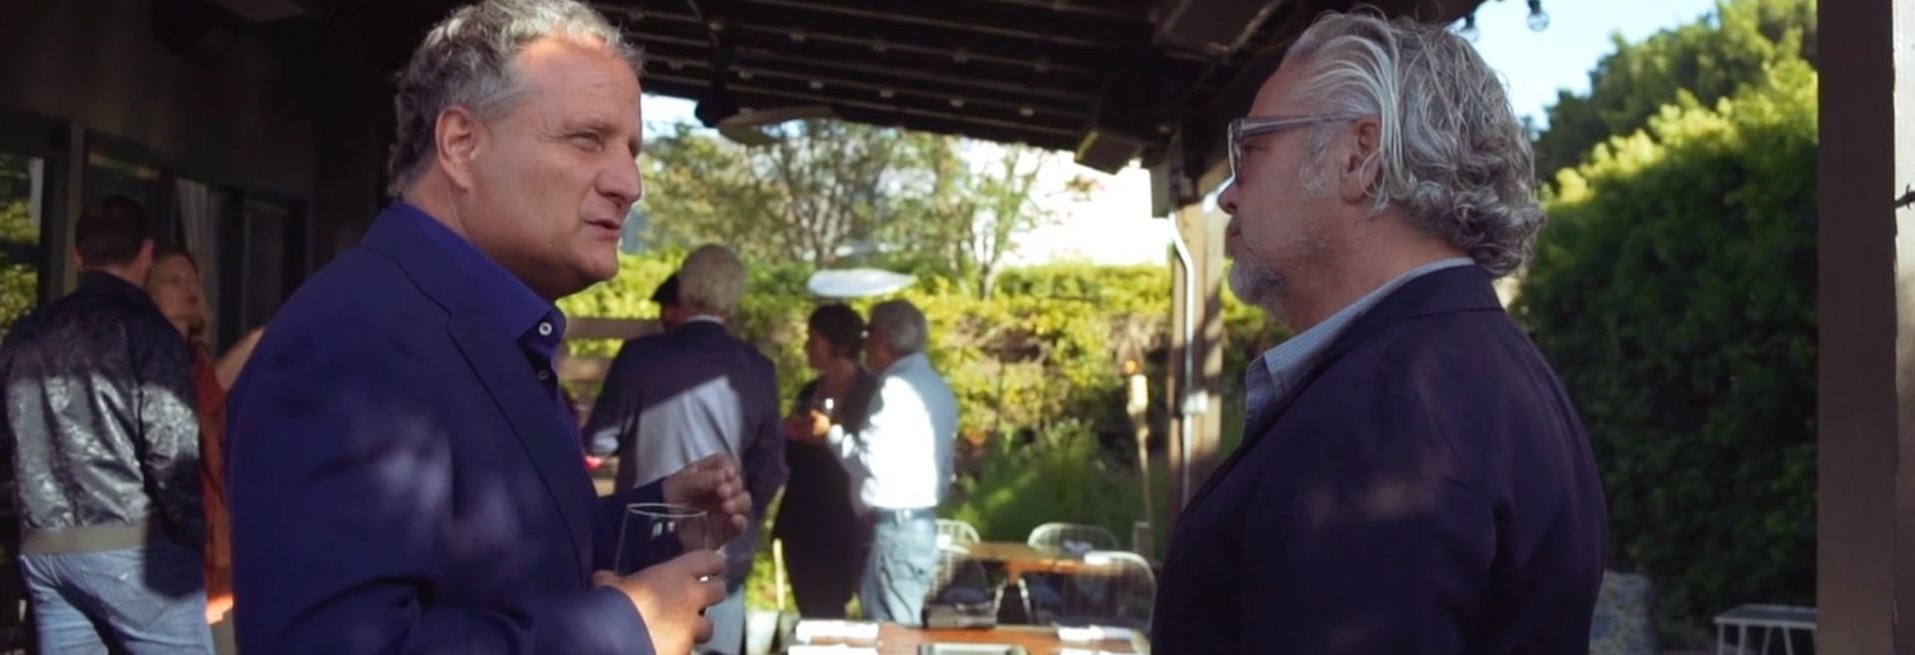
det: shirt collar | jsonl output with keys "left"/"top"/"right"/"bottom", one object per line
{"left": 1247, "top": 257, "right": 1477, "bottom": 410}
{"left": 390, "top": 201, "right": 566, "bottom": 347}
{"left": 883, "top": 352, "right": 930, "bottom": 377}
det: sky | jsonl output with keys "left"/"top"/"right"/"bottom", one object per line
{"left": 636, "top": 0, "right": 1725, "bottom": 267}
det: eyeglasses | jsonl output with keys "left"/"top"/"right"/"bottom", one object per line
{"left": 1227, "top": 115, "right": 1349, "bottom": 181}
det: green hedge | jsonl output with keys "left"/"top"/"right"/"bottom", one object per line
{"left": 564, "top": 252, "right": 1279, "bottom": 609}
{"left": 1514, "top": 57, "right": 1817, "bottom": 645}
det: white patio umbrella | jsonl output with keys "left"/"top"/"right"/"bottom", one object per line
{"left": 806, "top": 268, "right": 915, "bottom": 299}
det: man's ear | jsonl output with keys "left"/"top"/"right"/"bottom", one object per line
{"left": 435, "top": 106, "right": 488, "bottom": 192}
{"left": 1339, "top": 116, "right": 1384, "bottom": 204}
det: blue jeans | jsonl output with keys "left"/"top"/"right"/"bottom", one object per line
{"left": 18, "top": 541, "right": 212, "bottom": 654}
{"left": 861, "top": 513, "right": 936, "bottom": 627}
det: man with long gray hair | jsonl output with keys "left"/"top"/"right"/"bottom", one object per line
{"left": 225, "top": 1, "right": 749, "bottom": 653}
{"left": 1151, "top": 11, "right": 1607, "bottom": 653}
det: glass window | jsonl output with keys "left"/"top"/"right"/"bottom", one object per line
{"left": 175, "top": 178, "right": 231, "bottom": 347}
{"left": 217, "top": 196, "right": 304, "bottom": 349}
{"left": 0, "top": 150, "right": 46, "bottom": 341}
{"left": 84, "top": 151, "right": 164, "bottom": 227}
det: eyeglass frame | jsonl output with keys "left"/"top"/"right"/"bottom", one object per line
{"left": 1227, "top": 114, "right": 1356, "bottom": 181}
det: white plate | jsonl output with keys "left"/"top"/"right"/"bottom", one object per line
{"left": 787, "top": 646, "right": 880, "bottom": 655}
{"left": 793, "top": 619, "right": 883, "bottom": 644}
{"left": 1056, "top": 625, "right": 1135, "bottom": 643}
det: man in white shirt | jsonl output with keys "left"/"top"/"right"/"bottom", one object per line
{"left": 801, "top": 299, "right": 957, "bottom": 626}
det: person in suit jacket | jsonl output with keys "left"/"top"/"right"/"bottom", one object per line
{"left": 1151, "top": 12, "right": 1608, "bottom": 654}
{"left": 223, "top": 1, "right": 750, "bottom": 653}
{"left": 583, "top": 245, "right": 786, "bottom": 655}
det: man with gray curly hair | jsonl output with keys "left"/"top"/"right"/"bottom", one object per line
{"left": 226, "top": 1, "right": 749, "bottom": 653}
{"left": 1152, "top": 11, "right": 1607, "bottom": 654}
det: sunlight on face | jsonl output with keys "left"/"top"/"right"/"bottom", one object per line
{"left": 464, "top": 36, "right": 643, "bottom": 299}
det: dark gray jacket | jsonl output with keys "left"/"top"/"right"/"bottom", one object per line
{"left": 583, "top": 319, "right": 786, "bottom": 589}
{"left": 0, "top": 271, "right": 204, "bottom": 553}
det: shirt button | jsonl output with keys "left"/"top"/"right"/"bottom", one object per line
{"left": 537, "top": 370, "right": 552, "bottom": 381}
{"left": 537, "top": 322, "right": 554, "bottom": 336}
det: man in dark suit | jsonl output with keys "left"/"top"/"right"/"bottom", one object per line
{"left": 584, "top": 245, "right": 785, "bottom": 655}
{"left": 224, "top": 1, "right": 748, "bottom": 653}
{"left": 1151, "top": 12, "right": 1608, "bottom": 654}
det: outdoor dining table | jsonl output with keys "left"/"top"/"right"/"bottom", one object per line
{"left": 956, "top": 542, "right": 1094, "bottom": 581}
{"left": 793, "top": 622, "right": 1145, "bottom": 655}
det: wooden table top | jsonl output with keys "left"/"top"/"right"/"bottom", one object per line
{"left": 957, "top": 542, "right": 1110, "bottom": 579}
{"left": 803, "top": 623, "right": 1143, "bottom": 655}
{"left": 959, "top": 542, "right": 1067, "bottom": 564}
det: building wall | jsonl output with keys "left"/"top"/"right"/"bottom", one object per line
{"left": 0, "top": 0, "right": 390, "bottom": 277}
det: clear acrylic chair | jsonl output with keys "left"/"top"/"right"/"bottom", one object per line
{"left": 937, "top": 518, "right": 981, "bottom": 549}
{"left": 1022, "top": 550, "right": 1157, "bottom": 631}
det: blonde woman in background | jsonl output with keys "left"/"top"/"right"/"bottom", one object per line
{"left": 146, "top": 247, "right": 263, "bottom": 632}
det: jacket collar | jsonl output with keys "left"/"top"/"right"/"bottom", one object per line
{"left": 358, "top": 203, "right": 596, "bottom": 577}
{"left": 1188, "top": 265, "right": 1504, "bottom": 510}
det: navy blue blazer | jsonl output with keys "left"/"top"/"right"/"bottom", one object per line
{"left": 226, "top": 207, "right": 673, "bottom": 654}
{"left": 1152, "top": 266, "right": 1608, "bottom": 654}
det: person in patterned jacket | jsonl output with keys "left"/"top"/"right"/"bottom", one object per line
{"left": 0, "top": 195, "right": 211, "bottom": 653}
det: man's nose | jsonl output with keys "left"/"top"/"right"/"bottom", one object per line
{"left": 600, "top": 160, "right": 642, "bottom": 209}
{"left": 1219, "top": 180, "right": 1241, "bottom": 215}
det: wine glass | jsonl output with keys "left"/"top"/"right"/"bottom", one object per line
{"left": 615, "top": 502, "right": 712, "bottom": 575}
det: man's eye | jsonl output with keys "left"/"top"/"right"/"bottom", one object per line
{"left": 572, "top": 133, "right": 605, "bottom": 150}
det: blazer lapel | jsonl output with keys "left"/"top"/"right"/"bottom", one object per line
{"left": 1182, "top": 266, "right": 1504, "bottom": 512}
{"left": 447, "top": 317, "right": 594, "bottom": 576}
{"left": 1183, "top": 371, "right": 1317, "bottom": 512}
{"left": 363, "top": 209, "right": 595, "bottom": 577}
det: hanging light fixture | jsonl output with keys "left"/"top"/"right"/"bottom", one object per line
{"left": 1526, "top": 0, "right": 1550, "bottom": 32}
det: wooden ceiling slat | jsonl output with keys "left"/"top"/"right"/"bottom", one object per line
{"left": 646, "top": 72, "right": 1083, "bottom": 136}
{"left": 621, "top": 21, "right": 1102, "bottom": 94}
{"left": 619, "top": 0, "right": 1128, "bottom": 72}
{"left": 631, "top": 40, "right": 1094, "bottom": 112}
{"left": 730, "top": 0, "right": 1147, "bottom": 50}
{"left": 642, "top": 77, "right": 1081, "bottom": 151}
{"left": 356, "top": 0, "right": 1491, "bottom": 168}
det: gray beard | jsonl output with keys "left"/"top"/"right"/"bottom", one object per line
{"left": 1227, "top": 257, "right": 1287, "bottom": 322}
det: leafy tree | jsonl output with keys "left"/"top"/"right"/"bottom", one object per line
{"left": 889, "top": 141, "right": 1094, "bottom": 298}
{"left": 639, "top": 120, "right": 918, "bottom": 268}
{"left": 1516, "top": 52, "right": 1817, "bottom": 645}
{"left": 638, "top": 120, "right": 1084, "bottom": 298}
{"left": 1532, "top": 0, "right": 1816, "bottom": 182}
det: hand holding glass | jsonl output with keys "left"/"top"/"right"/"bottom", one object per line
{"left": 616, "top": 503, "right": 715, "bottom": 575}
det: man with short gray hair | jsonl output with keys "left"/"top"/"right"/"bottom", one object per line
{"left": 1151, "top": 11, "right": 1607, "bottom": 654}
{"left": 585, "top": 245, "right": 784, "bottom": 655}
{"left": 226, "top": 1, "right": 751, "bottom": 653}
{"left": 800, "top": 299, "right": 956, "bottom": 626}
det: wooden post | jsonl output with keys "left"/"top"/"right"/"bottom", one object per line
{"left": 1817, "top": 0, "right": 1915, "bottom": 651}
